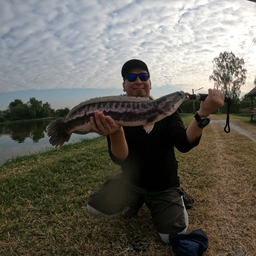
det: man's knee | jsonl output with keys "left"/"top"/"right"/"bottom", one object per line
{"left": 159, "top": 227, "right": 187, "bottom": 244}
{"left": 158, "top": 199, "right": 188, "bottom": 244}
{"left": 87, "top": 204, "right": 118, "bottom": 218}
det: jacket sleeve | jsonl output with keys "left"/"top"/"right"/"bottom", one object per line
{"left": 169, "top": 112, "right": 201, "bottom": 153}
{"left": 106, "top": 136, "right": 126, "bottom": 165}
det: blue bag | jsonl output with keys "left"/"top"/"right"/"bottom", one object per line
{"left": 169, "top": 229, "right": 208, "bottom": 256}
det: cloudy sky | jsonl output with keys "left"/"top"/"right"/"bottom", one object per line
{"left": 0, "top": 0, "right": 256, "bottom": 111}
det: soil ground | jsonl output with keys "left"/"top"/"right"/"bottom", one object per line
{"left": 181, "top": 116, "right": 256, "bottom": 256}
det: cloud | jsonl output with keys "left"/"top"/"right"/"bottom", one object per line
{"left": 0, "top": 0, "right": 256, "bottom": 96}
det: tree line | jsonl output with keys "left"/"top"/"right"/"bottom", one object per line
{"left": 0, "top": 97, "right": 70, "bottom": 122}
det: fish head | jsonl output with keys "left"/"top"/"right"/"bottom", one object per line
{"left": 157, "top": 91, "right": 186, "bottom": 115}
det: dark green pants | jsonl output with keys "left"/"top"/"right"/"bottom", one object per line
{"left": 88, "top": 173, "right": 187, "bottom": 234}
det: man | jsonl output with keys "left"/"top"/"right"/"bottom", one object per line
{"left": 87, "top": 59, "right": 224, "bottom": 246}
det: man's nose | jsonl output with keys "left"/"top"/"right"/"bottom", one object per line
{"left": 135, "top": 76, "right": 143, "bottom": 82}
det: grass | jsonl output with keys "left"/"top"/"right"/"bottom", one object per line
{"left": 1, "top": 114, "right": 256, "bottom": 255}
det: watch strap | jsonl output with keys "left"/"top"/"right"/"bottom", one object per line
{"left": 194, "top": 112, "right": 210, "bottom": 128}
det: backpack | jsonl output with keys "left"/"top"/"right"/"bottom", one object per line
{"left": 170, "top": 229, "right": 208, "bottom": 256}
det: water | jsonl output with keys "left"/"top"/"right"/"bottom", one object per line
{"left": 0, "top": 120, "right": 99, "bottom": 166}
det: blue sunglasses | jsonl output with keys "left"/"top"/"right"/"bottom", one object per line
{"left": 126, "top": 73, "right": 150, "bottom": 82}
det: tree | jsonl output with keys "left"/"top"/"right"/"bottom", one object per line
{"left": 209, "top": 52, "right": 247, "bottom": 105}
{"left": 55, "top": 107, "right": 70, "bottom": 117}
{"left": 41, "top": 102, "right": 53, "bottom": 117}
{"left": 27, "top": 97, "right": 43, "bottom": 118}
{"left": 0, "top": 110, "right": 4, "bottom": 122}
{"left": 8, "top": 99, "right": 24, "bottom": 109}
{"left": 180, "top": 100, "right": 200, "bottom": 113}
{"left": 7, "top": 100, "right": 30, "bottom": 120}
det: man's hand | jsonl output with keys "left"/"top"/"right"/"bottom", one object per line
{"left": 186, "top": 89, "right": 225, "bottom": 144}
{"left": 90, "top": 111, "right": 121, "bottom": 136}
{"left": 198, "top": 89, "right": 225, "bottom": 116}
{"left": 90, "top": 111, "right": 128, "bottom": 160}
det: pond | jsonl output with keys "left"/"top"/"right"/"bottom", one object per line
{"left": 0, "top": 119, "right": 98, "bottom": 166}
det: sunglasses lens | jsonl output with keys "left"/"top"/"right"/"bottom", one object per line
{"left": 139, "top": 73, "right": 149, "bottom": 81}
{"left": 126, "top": 73, "right": 149, "bottom": 82}
{"left": 126, "top": 73, "right": 137, "bottom": 82}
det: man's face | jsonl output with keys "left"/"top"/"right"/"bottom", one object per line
{"left": 122, "top": 68, "right": 151, "bottom": 97}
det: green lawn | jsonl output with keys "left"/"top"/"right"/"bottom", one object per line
{"left": 1, "top": 114, "right": 256, "bottom": 255}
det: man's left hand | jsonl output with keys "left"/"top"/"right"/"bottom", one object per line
{"left": 198, "top": 89, "right": 225, "bottom": 116}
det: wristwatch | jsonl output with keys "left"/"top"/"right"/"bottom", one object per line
{"left": 194, "top": 112, "right": 210, "bottom": 128}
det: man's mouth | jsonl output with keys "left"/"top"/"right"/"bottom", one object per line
{"left": 133, "top": 87, "right": 144, "bottom": 91}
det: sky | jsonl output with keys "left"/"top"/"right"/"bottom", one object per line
{"left": 0, "top": 0, "right": 256, "bottom": 111}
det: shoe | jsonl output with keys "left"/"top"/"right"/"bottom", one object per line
{"left": 122, "top": 200, "right": 144, "bottom": 219}
{"left": 181, "top": 188, "right": 194, "bottom": 209}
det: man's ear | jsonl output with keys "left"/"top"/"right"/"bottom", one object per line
{"left": 122, "top": 82, "right": 126, "bottom": 92}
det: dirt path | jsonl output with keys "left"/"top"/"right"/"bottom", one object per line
{"left": 211, "top": 120, "right": 256, "bottom": 143}
{"left": 204, "top": 120, "right": 256, "bottom": 255}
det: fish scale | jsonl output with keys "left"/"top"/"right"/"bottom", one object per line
{"left": 46, "top": 91, "right": 185, "bottom": 148}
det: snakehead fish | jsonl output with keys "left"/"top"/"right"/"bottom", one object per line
{"left": 46, "top": 91, "right": 185, "bottom": 148}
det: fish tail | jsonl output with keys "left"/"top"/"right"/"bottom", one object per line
{"left": 46, "top": 119, "right": 71, "bottom": 148}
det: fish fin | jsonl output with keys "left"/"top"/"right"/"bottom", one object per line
{"left": 143, "top": 113, "right": 158, "bottom": 133}
{"left": 46, "top": 119, "right": 71, "bottom": 148}
{"left": 143, "top": 123, "right": 155, "bottom": 133}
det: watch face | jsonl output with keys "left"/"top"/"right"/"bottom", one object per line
{"left": 199, "top": 118, "right": 210, "bottom": 127}
{"left": 194, "top": 112, "right": 210, "bottom": 128}
{"left": 201, "top": 119, "right": 210, "bottom": 125}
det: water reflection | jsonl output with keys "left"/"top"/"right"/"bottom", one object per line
{"left": 0, "top": 120, "right": 98, "bottom": 166}
{"left": 0, "top": 120, "right": 50, "bottom": 143}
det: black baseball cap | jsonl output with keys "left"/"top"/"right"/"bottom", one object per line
{"left": 121, "top": 59, "right": 150, "bottom": 80}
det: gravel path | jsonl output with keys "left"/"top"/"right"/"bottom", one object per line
{"left": 211, "top": 120, "right": 256, "bottom": 143}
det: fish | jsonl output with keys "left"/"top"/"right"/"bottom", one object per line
{"left": 46, "top": 91, "right": 186, "bottom": 148}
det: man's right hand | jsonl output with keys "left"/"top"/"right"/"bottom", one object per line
{"left": 90, "top": 111, "right": 121, "bottom": 136}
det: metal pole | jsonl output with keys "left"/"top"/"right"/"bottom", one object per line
{"left": 192, "top": 87, "right": 203, "bottom": 112}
